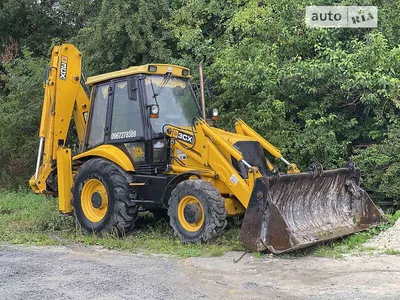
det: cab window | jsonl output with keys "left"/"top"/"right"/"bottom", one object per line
{"left": 144, "top": 75, "right": 200, "bottom": 133}
{"left": 110, "top": 80, "right": 143, "bottom": 141}
{"left": 87, "top": 84, "right": 108, "bottom": 148}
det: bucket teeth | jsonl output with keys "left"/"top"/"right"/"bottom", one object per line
{"left": 240, "top": 168, "right": 384, "bottom": 254}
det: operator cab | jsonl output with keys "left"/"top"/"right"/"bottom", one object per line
{"left": 85, "top": 64, "right": 201, "bottom": 174}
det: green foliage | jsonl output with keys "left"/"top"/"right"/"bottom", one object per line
{"left": 74, "top": 0, "right": 174, "bottom": 75}
{"left": 0, "top": 191, "right": 71, "bottom": 244}
{"left": 0, "top": 0, "right": 84, "bottom": 56}
{"left": 211, "top": 1, "right": 400, "bottom": 170}
{"left": 384, "top": 249, "right": 400, "bottom": 255}
{"left": 0, "top": 50, "right": 47, "bottom": 188}
{"left": 354, "top": 125, "right": 400, "bottom": 197}
{"left": 387, "top": 210, "right": 400, "bottom": 223}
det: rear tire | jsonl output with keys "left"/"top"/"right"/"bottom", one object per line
{"left": 168, "top": 179, "right": 227, "bottom": 243}
{"left": 71, "top": 158, "right": 138, "bottom": 235}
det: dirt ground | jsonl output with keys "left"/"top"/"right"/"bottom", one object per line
{"left": 0, "top": 244, "right": 399, "bottom": 300}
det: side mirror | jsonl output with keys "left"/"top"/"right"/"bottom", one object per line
{"left": 149, "top": 104, "right": 159, "bottom": 119}
{"left": 128, "top": 77, "right": 138, "bottom": 101}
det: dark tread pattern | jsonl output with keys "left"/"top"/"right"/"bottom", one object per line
{"left": 72, "top": 158, "right": 138, "bottom": 236}
{"left": 168, "top": 179, "right": 227, "bottom": 244}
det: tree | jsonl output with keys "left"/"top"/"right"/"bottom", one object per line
{"left": 74, "top": 0, "right": 174, "bottom": 75}
{"left": 0, "top": 50, "right": 47, "bottom": 188}
{"left": 354, "top": 124, "right": 400, "bottom": 197}
{"left": 0, "top": 0, "right": 81, "bottom": 57}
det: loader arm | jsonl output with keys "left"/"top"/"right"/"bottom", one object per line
{"left": 166, "top": 119, "right": 263, "bottom": 208}
{"left": 29, "top": 44, "right": 90, "bottom": 214}
{"left": 234, "top": 119, "right": 300, "bottom": 174}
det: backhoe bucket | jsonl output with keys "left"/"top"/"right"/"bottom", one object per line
{"left": 240, "top": 167, "right": 384, "bottom": 254}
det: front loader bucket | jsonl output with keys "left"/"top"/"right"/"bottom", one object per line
{"left": 240, "top": 167, "right": 384, "bottom": 254}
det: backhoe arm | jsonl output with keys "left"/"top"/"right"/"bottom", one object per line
{"left": 29, "top": 44, "right": 90, "bottom": 213}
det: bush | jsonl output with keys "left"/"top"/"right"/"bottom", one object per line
{"left": 0, "top": 49, "right": 46, "bottom": 189}
{"left": 354, "top": 125, "right": 400, "bottom": 197}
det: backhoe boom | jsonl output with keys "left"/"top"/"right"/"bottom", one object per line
{"left": 30, "top": 44, "right": 90, "bottom": 214}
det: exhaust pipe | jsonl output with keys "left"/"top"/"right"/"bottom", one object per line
{"left": 199, "top": 59, "right": 206, "bottom": 120}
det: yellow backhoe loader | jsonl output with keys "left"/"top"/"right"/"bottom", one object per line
{"left": 29, "top": 44, "right": 383, "bottom": 253}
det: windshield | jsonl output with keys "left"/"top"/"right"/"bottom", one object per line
{"left": 144, "top": 75, "right": 201, "bottom": 133}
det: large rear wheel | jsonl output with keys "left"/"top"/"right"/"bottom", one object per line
{"left": 72, "top": 158, "right": 138, "bottom": 235}
{"left": 168, "top": 179, "right": 227, "bottom": 243}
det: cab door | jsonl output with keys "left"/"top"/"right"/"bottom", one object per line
{"left": 107, "top": 79, "right": 144, "bottom": 142}
{"left": 107, "top": 78, "right": 147, "bottom": 165}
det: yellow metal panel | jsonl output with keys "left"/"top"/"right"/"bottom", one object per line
{"left": 198, "top": 121, "right": 244, "bottom": 162}
{"left": 57, "top": 148, "right": 73, "bottom": 214}
{"left": 235, "top": 119, "right": 300, "bottom": 173}
{"left": 72, "top": 85, "right": 91, "bottom": 145}
{"left": 207, "top": 178, "right": 230, "bottom": 195}
{"left": 73, "top": 144, "right": 135, "bottom": 171}
{"left": 224, "top": 197, "right": 246, "bottom": 216}
{"left": 39, "top": 45, "right": 60, "bottom": 139}
{"left": 166, "top": 121, "right": 263, "bottom": 208}
{"left": 170, "top": 165, "right": 216, "bottom": 177}
{"left": 29, "top": 177, "right": 39, "bottom": 194}
{"left": 206, "top": 138, "right": 258, "bottom": 207}
{"left": 266, "top": 159, "right": 275, "bottom": 172}
{"left": 29, "top": 164, "right": 53, "bottom": 194}
{"left": 86, "top": 64, "right": 191, "bottom": 86}
{"left": 52, "top": 44, "right": 84, "bottom": 161}
{"left": 213, "top": 127, "right": 255, "bottom": 143}
{"left": 235, "top": 119, "right": 282, "bottom": 159}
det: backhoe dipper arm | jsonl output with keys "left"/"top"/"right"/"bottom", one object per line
{"left": 29, "top": 44, "right": 90, "bottom": 203}
{"left": 234, "top": 119, "right": 300, "bottom": 173}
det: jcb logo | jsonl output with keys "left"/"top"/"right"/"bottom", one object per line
{"left": 59, "top": 56, "right": 68, "bottom": 80}
{"left": 177, "top": 131, "right": 194, "bottom": 144}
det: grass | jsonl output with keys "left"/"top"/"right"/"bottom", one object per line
{"left": 384, "top": 249, "right": 400, "bottom": 256}
{"left": 0, "top": 190, "right": 399, "bottom": 258}
{"left": 0, "top": 191, "right": 245, "bottom": 257}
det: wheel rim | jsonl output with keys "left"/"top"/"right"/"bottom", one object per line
{"left": 81, "top": 179, "right": 108, "bottom": 223}
{"left": 178, "top": 196, "right": 204, "bottom": 232}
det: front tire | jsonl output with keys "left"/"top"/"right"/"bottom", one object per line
{"left": 71, "top": 158, "right": 138, "bottom": 235}
{"left": 168, "top": 179, "right": 227, "bottom": 243}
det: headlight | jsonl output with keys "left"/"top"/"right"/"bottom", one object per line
{"left": 151, "top": 105, "right": 159, "bottom": 115}
{"left": 148, "top": 65, "right": 157, "bottom": 72}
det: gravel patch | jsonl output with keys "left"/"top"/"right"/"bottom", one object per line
{"left": 365, "top": 218, "right": 400, "bottom": 251}
{"left": 1, "top": 244, "right": 400, "bottom": 299}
